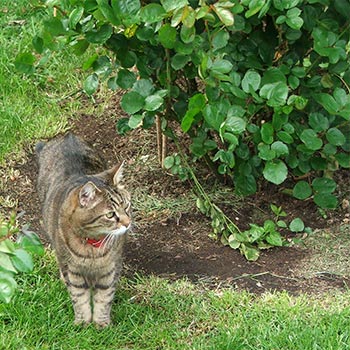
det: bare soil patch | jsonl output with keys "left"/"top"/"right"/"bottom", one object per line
{"left": 1, "top": 96, "right": 349, "bottom": 295}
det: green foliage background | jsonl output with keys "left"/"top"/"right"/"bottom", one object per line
{"left": 16, "top": 0, "right": 350, "bottom": 259}
{"left": 25, "top": 0, "right": 350, "bottom": 206}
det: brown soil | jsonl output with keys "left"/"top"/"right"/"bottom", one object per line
{"left": 1, "top": 96, "right": 350, "bottom": 295}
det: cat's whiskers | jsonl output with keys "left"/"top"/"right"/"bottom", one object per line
{"left": 99, "top": 232, "right": 114, "bottom": 253}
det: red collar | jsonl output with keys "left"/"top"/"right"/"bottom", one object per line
{"left": 86, "top": 238, "right": 104, "bottom": 248}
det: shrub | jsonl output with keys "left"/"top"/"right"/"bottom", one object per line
{"left": 20, "top": 0, "right": 350, "bottom": 259}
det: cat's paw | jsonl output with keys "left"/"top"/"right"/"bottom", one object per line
{"left": 93, "top": 318, "right": 111, "bottom": 328}
{"left": 74, "top": 318, "right": 92, "bottom": 327}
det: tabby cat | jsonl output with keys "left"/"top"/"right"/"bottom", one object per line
{"left": 36, "top": 133, "right": 131, "bottom": 327}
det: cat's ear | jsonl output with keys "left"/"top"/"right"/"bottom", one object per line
{"left": 79, "top": 181, "right": 101, "bottom": 207}
{"left": 112, "top": 160, "right": 125, "bottom": 185}
{"left": 97, "top": 161, "right": 125, "bottom": 186}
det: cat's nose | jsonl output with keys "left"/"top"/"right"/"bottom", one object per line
{"left": 119, "top": 214, "right": 131, "bottom": 228}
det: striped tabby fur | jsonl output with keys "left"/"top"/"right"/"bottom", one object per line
{"left": 36, "top": 133, "right": 131, "bottom": 327}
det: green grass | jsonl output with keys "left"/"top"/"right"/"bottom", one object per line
{"left": 299, "top": 224, "right": 350, "bottom": 277}
{"left": 0, "top": 0, "right": 89, "bottom": 163}
{"left": 1, "top": 252, "right": 350, "bottom": 350}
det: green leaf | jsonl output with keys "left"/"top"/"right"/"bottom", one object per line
{"left": 245, "top": 0, "right": 265, "bottom": 18}
{"left": 86, "top": 24, "right": 113, "bottom": 44}
{"left": 69, "top": 6, "right": 84, "bottom": 29}
{"left": 0, "top": 274, "right": 17, "bottom": 303}
{"left": 242, "top": 70, "right": 261, "bottom": 93}
{"left": 277, "top": 220, "right": 287, "bottom": 228}
{"left": 213, "top": 4, "right": 234, "bottom": 26}
{"left": 32, "top": 35, "right": 44, "bottom": 54}
{"left": 258, "top": 144, "right": 276, "bottom": 161}
{"left": 92, "top": 56, "right": 112, "bottom": 76}
{"left": 288, "top": 75, "right": 300, "bottom": 90}
{"left": 112, "top": 0, "right": 141, "bottom": 17}
{"left": 277, "top": 131, "right": 293, "bottom": 144}
{"left": 326, "top": 128, "right": 346, "bottom": 146}
{"left": 11, "top": 249, "right": 33, "bottom": 273}
{"left": 0, "top": 240, "right": 15, "bottom": 254}
{"left": 180, "top": 24, "right": 195, "bottom": 43}
{"left": 271, "top": 141, "right": 289, "bottom": 157}
{"left": 229, "top": 105, "right": 246, "bottom": 119}
{"left": 171, "top": 54, "right": 190, "bottom": 70}
{"left": 128, "top": 114, "right": 144, "bottom": 129}
{"left": 222, "top": 132, "right": 238, "bottom": 146}
{"left": 116, "top": 118, "right": 132, "bottom": 135}
{"left": 43, "top": 17, "right": 65, "bottom": 36}
{"left": 293, "top": 181, "right": 312, "bottom": 200}
{"left": 335, "top": 0, "right": 350, "bottom": 16}
{"left": 228, "top": 236, "right": 241, "bottom": 249}
{"left": 285, "top": 8, "right": 303, "bottom": 29}
{"left": 261, "top": 123, "right": 274, "bottom": 144}
{"left": 117, "top": 69, "right": 136, "bottom": 89}
{"left": 182, "top": 6, "right": 196, "bottom": 27}
{"left": 308, "top": 112, "right": 329, "bottom": 132}
{"left": 144, "top": 95, "right": 164, "bottom": 111}
{"left": 136, "top": 26, "right": 154, "bottom": 41}
{"left": 289, "top": 218, "right": 305, "bottom": 232}
{"left": 71, "top": 39, "right": 90, "bottom": 56}
{"left": 260, "top": 82, "right": 289, "bottom": 107}
{"left": 314, "top": 93, "right": 339, "bottom": 115}
{"left": 14, "top": 53, "right": 35, "bottom": 75}
{"left": 312, "top": 177, "right": 337, "bottom": 194}
{"left": 161, "top": 0, "right": 188, "bottom": 12}
{"left": 335, "top": 153, "right": 350, "bottom": 168}
{"left": 140, "top": 4, "right": 166, "bottom": 23}
{"left": 181, "top": 109, "right": 200, "bottom": 132}
{"left": 241, "top": 244, "right": 260, "bottom": 262}
{"left": 133, "top": 79, "right": 155, "bottom": 97}
{"left": 18, "top": 231, "right": 44, "bottom": 256}
{"left": 107, "top": 76, "right": 118, "bottom": 91}
{"left": 300, "top": 129, "right": 323, "bottom": 151}
{"left": 0, "top": 252, "right": 17, "bottom": 273}
{"left": 314, "top": 193, "right": 338, "bottom": 209}
{"left": 261, "top": 67, "right": 287, "bottom": 85}
{"left": 234, "top": 174, "right": 257, "bottom": 196}
{"left": 97, "top": 0, "right": 120, "bottom": 25}
{"left": 225, "top": 116, "right": 246, "bottom": 135}
{"left": 121, "top": 91, "right": 145, "bottom": 114}
{"left": 189, "top": 93, "right": 206, "bottom": 110}
{"left": 323, "top": 144, "right": 337, "bottom": 156}
{"left": 82, "top": 54, "right": 98, "bottom": 71}
{"left": 83, "top": 74, "right": 99, "bottom": 96}
{"left": 163, "top": 156, "right": 175, "bottom": 169}
{"left": 203, "top": 105, "right": 224, "bottom": 132}
{"left": 263, "top": 160, "right": 288, "bottom": 185}
{"left": 212, "top": 30, "right": 230, "bottom": 51}
{"left": 211, "top": 59, "right": 233, "bottom": 74}
{"left": 266, "top": 231, "right": 283, "bottom": 247}
{"left": 158, "top": 23, "right": 177, "bottom": 49}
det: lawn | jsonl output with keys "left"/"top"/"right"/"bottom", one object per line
{"left": 0, "top": 0, "right": 89, "bottom": 163}
{"left": 1, "top": 1, "right": 350, "bottom": 350}
{"left": 1, "top": 252, "right": 350, "bottom": 350}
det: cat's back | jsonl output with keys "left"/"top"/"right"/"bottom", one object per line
{"left": 36, "top": 133, "right": 103, "bottom": 202}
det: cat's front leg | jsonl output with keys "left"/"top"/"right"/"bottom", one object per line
{"left": 66, "top": 271, "right": 92, "bottom": 325}
{"left": 92, "top": 285, "right": 116, "bottom": 327}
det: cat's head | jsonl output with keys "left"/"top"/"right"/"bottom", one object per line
{"left": 67, "top": 162, "right": 131, "bottom": 242}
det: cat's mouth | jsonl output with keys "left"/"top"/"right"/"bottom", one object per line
{"left": 110, "top": 224, "right": 130, "bottom": 237}
{"left": 85, "top": 225, "right": 131, "bottom": 248}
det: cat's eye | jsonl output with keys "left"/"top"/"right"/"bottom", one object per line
{"left": 105, "top": 212, "right": 115, "bottom": 219}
